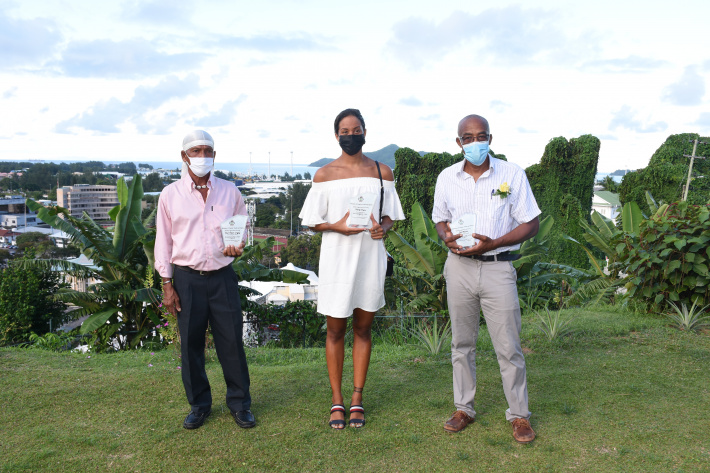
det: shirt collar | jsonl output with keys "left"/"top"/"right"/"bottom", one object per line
{"left": 456, "top": 155, "right": 496, "bottom": 179}
{"left": 180, "top": 172, "right": 214, "bottom": 191}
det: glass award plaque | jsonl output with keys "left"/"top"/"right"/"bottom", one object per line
{"left": 221, "top": 214, "right": 248, "bottom": 247}
{"left": 347, "top": 192, "right": 377, "bottom": 228}
{"left": 450, "top": 213, "right": 477, "bottom": 248}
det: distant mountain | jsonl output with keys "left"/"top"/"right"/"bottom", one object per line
{"left": 309, "top": 144, "right": 428, "bottom": 168}
{"left": 309, "top": 157, "right": 335, "bottom": 167}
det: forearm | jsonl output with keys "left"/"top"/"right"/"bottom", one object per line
{"left": 491, "top": 218, "right": 539, "bottom": 250}
{"left": 380, "top": 216, "right": 394, "bottom": 233}
{"left": 311, "top": 222, "right": 331, "bottom": 233}
{"left": 435, "top": 221, "right": 449, "bottom": 241}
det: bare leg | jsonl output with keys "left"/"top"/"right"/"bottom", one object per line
{"left": 350, "top": 309, "right": 375, "bottom": 424}
{"left": 326, "top": 316, "right": 347, "bottom": 428}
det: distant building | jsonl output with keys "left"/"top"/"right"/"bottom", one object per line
{"left": 0, "top": 228, "right": 20, "bottom": 246}
{"left": 0, "top": 196, "right": 27, "bottom": 214}
{"left": 592, "top": 191, "right": 621, "bottom": 220}
{"left": 57, "top": 184, "right": 119, "bottom": 221}
{"left": 13, "top": 226, "right": 72, "bottom": 248}
{"left": 0, "top": 196, "right": 35, "bottom": 229}
{"left": 241, "top": 263, "right": 319, "bottom": 306}
{"left": 0, "top": 213, "right": 38, "bottom": 229}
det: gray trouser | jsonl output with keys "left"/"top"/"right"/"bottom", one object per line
{"left": 444, "top": 253, "right": 530, "bottom": 421}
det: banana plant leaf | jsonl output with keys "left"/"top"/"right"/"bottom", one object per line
{"left": 562, "top": 235, "right": 607, "bottom": 276}
{"left": 579, "top": 218, "right": 615, "bottom": 257}
{"left": 621, "top": 201, "right": 643, "bottom": 235}
{"left": 112, "top": 176, "right": 145, "bottom": 261}
{"left": 80, "top": 307, "right": 119, "bottom": 334}
{"left": 388, "top": 230, "right": 435, "bottom": 276}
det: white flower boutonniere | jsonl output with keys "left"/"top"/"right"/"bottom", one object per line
{"left": 493, "top": 182, "right": 511, "bottom": 199}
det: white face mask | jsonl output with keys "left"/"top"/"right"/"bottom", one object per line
{"left": 186, "top": 157, "right": 214, "bottom": 177}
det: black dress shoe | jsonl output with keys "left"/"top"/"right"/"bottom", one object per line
{"left": 183, "top": 409, "right": 211, "bottom": 429}
{"left": 231, "top": 409, "right": 256, "bottom": 428}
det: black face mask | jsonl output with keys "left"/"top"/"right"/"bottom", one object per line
{"left": 339, "top": 134, "right": 366, "bottom": 155}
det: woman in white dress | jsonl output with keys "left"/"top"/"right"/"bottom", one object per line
{"left": 299, "top": 109, "right": 405, "bottom": 429}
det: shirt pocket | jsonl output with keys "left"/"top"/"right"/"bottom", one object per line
{"left": 489, "top": 198, "right": 510, "bottom": 221}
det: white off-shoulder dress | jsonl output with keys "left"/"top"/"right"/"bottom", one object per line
{"left": 299, "top": 177, "right": 406, "bottom": 318}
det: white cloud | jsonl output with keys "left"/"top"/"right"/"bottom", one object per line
{"left": 386, "top": 6, "right": 598, "bottom": 69}
{"left": 581, "top": 55, "right": 667, "bottom": 74}
{"left": 0, "top": 12, "right": 61, "bottom": 68}
{"left": 608, "top": 105, "right": 667, "bottom": 133}
{"left": 189, "top": 95, "right": 248, "bottom": 128}
{"left": 490, "top": 100, "right": 511, "bottom": 112}
{"left": 212, "top": 33, "right": 332, "bottom": 52}
{"left": 54, "top": 39, "right": 207, "bottom": 78}
{"left": 2, "top": 87, "right": 18, "bottom": 99}
{"left": 692, "top": 112, "right": 710, "bottom": 130}
{"left": 121, "top": 0, "right": 194, "bottom": 26}
{"left": 399, "top": 96, "right": 423, "bottom": 106}
{"left": 662, "top": 65, "right": 705, "bottom": 106}
{"left": 55, "top": 74, "right": 200, "bottom": 133}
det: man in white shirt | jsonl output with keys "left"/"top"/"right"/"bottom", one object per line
{"left": 433, "top": 114, "right": 541, "bottom": 443}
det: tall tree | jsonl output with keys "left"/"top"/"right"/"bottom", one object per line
{"left": 142, "top": 173, "right": 165, "bottom": 192}
{"left": 279, "top": 233, "right": 322, "bottom": 273}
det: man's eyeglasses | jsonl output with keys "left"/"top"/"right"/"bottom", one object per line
{"left": 459, "top": 134, "right": 490, "bottom": 145}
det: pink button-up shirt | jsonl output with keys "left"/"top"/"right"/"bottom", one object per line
{"left": 154, "top": 174, "right": 248, "bottom": 278}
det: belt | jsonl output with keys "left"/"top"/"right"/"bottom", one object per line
{"left": 174, "top": 264, "right": 231, "bottom": 276}
{"left": 455, "top": 250, "right": 520, "bottom": 262}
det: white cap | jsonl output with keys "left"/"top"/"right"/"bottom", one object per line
{"left": 182, "top": 130, "right": 214, "bottom": 152}
{"left": 181, "top": 130, "right": 214, "bottom": 177}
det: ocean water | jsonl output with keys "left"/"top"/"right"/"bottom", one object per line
{"left": 595, "top": 172, "right": 624, "bottom": 183}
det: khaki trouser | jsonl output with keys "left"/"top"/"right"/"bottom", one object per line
{"left": 444, "top": 253, "right": 531, "bottom": 421}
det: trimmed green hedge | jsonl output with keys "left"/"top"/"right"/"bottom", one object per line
{"left": 619, "top": 133, "right": 710, "bottom": 214}
{"left": 526, "top": 135, "right": 600, "bottom": 268}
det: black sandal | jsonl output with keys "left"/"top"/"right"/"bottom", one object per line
{"left": 329, "top": 404, "right": 346, "bottom": 429}
{"left": 349, "top": 404, "right": 365, "bottom": 428}
{"left": 349, "top": 387, "right": 365, "bottom": 428}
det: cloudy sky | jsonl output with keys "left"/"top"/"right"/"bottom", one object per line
{"left": 1, "top": 0, "right": 708, "bottom": 171}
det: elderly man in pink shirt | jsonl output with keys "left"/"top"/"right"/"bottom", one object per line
{"left": 155, "top": 130, "right": 255, "bottom": 430}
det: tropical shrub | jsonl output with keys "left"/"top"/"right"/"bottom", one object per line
{"left": 21, "top": 176, "right": 160, "bottom": 352}
{"left": 22, "top": 331, "right": 78, "bottom": 351}
{"left": 245, "top": 300, "right": 323, "bottom": 348}
{"left": 0, "top": 252, "right": 67, "bottom": 345}
{"left": 387, "top": 202, "right": 448, "bottom": 312}
{"left": 278, "top": 232, "right": 321, "bottom": 273}
{"left": 614, "top": 201, "right": 710, "bottom": 308}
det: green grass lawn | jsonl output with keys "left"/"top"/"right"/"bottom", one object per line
{"left": 1, "top": 308, "right": 709, "bottom": 472}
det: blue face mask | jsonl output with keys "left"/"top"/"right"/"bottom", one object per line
{"left": 461, "top": 141, "right": 489, "bottom": 166}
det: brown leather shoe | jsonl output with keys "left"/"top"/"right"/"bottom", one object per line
{"left": 444, "top": 410, "right": 474, "bottom": 432}
{"left": 511, "top": 418, "right": 535, "bottom": 443}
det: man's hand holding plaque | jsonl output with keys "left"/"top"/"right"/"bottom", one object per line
{"left": 449, "top": 213, "right": 477, "bottom": 249}
{"left": 221, "top": 214, "right": 248, "bottom": 256}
